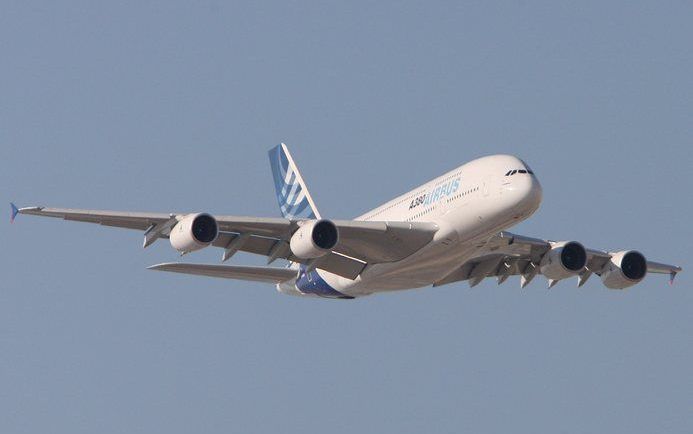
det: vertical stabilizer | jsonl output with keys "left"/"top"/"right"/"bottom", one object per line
{"left": 268, "top": 143, "right": 321, "bottom": 220}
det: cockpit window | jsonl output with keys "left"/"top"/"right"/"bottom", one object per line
{"left": 505, "top": 168, "right": 534, "bottom": 176}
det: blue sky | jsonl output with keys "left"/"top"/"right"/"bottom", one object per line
{"left": 2, "top": 1, "right": 692, "bottom": 433}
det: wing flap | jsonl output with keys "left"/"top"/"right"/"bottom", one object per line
{"left": 212, "top": 232, "right": 366, "bottom": 279}
{"left": 333, "top": 220, "right": 439, "bottom": 262}
{"left": 315, "top": 251, "right": 367, "bottom": 280}
{"left": 148, "top": 263, "right": 296, "bottom": 283}
{"left": 213, "top": 232, "right": 278, "bottom": 256}
{"left": 215, "top": 215, "right": 294, "bottom": 237}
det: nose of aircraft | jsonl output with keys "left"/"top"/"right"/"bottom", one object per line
{"left": 503, "top": 171, "right": 543, "bottom": 211}
{"left": 525, "top": 173, "right": 543, "bottom": 207}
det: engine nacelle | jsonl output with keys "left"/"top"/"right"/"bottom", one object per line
{"left": 600, "top": 250, "right": 647, "bottom": 289}
{"left": 169, "top": 213, "right": 219, "bottom": 254}
{"left": 289, "top": 219, "right": 339, "bottom": 259}
{"left": 539, "top": 241, "right": 587, "bottom": 280}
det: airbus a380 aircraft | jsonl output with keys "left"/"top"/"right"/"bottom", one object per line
{"left": 11, "top": 144, "right": 681, "bottom": 299}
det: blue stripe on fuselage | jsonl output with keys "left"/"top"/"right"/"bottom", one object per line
{"left": 295, "top": 265, "right": 352, "bottom": 299}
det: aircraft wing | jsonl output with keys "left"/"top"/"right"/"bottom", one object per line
{"left": 14, "top": 206, "right": 439, "bottom": 280}
{"left": 147, "top": 263, "right": 297, "bottom": 283}
{"left": 434, "top": 231, "right": 682, "bottom": 288}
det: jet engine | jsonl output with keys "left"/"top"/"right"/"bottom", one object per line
{"left": 290, "top": 219, "right": 339, "bottom": 259}
{"left": 539, "top": 241, "right": 587, "bottom": 280}
{"left": 600, "top": 250, "right": 647, "bottom": 289}
{"left": 169, "top": 213, "right": 219, "bottom": 254}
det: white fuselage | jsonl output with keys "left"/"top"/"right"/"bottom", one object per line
{"left": 280, "top": 154, "right": 543, "bottom": 297}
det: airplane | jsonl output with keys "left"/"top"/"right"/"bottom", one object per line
{"left": 10, "top": 143, "right": 682, "bottom": 299}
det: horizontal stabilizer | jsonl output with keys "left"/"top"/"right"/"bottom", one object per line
{"left": 148, "top": 263, "right": 296, "bottom": 283}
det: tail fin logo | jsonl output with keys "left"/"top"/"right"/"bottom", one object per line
{"left": 268, "top": 144, "right": 320, "bottom": 220}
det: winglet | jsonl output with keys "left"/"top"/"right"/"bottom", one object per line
{"left": 10, "top": 203, "right": 19, "bottom": 223}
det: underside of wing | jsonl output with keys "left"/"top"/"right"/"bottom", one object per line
{"left": 211, "top": 219, "right": 438, "bottom": 279}
{"left": 435, "top": 231, "right": 682, "bottom": 289}
{"left": 14, "top": 206, "right": 439, "bottom": 280}
{"left": 211, "top": 232, "right": 368, "bottom": 279}
{"left": 148, "top": 263, "right": 296, "bottom": 283}
{"left": 15, "top": 206, "right": 172, "bottom": 230}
